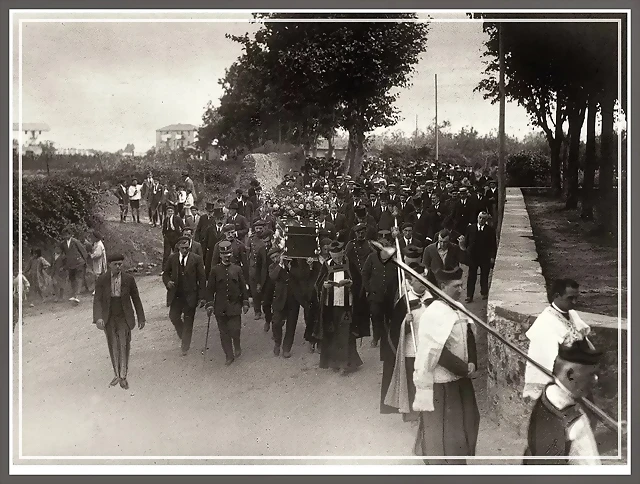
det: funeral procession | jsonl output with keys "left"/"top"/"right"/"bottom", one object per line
{"left": 13, "top": 11, "right": 627, "bottom": 468}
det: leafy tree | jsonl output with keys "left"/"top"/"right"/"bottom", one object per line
{"left": 202, "top": 14, "right": 429, "bottom": 175}
{"left": 474, "top": 12, "right": 625, "bottom": 231}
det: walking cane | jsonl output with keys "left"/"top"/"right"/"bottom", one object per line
{"left": 203, "top": 312, "right": 212, "bottom": 365}
{"left": 370, "top": 241, "right": 626, "bottom": 435}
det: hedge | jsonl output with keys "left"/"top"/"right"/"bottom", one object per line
{"left": 15, "top": 173, "right": 101, "bottom": 245}
{"left": 506, "top": 150, "right": 552, "bottom": 187}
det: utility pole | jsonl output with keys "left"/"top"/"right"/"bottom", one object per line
{"left": 415, "top": 114, "right": 418, "bottom": 146}
{"left": 435, "top": 74, "right": 439, "bottom": 165}
{"left": 497, "top": 23, "right": 506, "bottom": 240}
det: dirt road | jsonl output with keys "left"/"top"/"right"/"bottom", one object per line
{"left": 13, "top": 269, "right": 524, "bottom": 465}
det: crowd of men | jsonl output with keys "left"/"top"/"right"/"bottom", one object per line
{"left": 91, "top": 154, "right": 605, "bottom": 464}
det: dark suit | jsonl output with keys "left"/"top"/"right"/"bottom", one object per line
{"left": 60, "top": 237, "right": 88, "bottom": 296}
{"left": 93, "top": 270, "right": 146, "bottom": 380}
{"left": 328, "top": 212, "right": 348, "bottom": 240}
{"left": 231, "top": 197, "right": 245, "bottom": 217}
{"left": 162, "top": 215, "right": 185, "bottom": 267}
{"left": 471, "top": 194, "right": 487, "bottom": 220}
{"left": 194, "top": 213, "right": 214, "bottom": 245}
{"left": 398, "top": 200, "right": 415, "bottom": 218}
{"left": 422, "top": 241, "right": 469, "bottom": 286}
{"left": 378, "top": 209, "right": 396, "bottom": 232}
{"left": 367, "top": 201, "right": 383, "bottom": 222}
{"left": 114, "top": 184, "right": 129, "bottom": 221}
{"left": 423, "top": 204, "right": 446, "bottom": 241}
{"left": 465, "top": 223, "right": 497, "bottom": 299}
{"left": 203, "top": 222, "right": 225, "bottom": 275}
{"left": 269, "top": 262, "right": 310, "bottom": 353}
{"left": 247, "top": 235, "right": 268, "bottom": 317}
{"left": 451, "top": 199, "right": 475, "bottom": 236}
{"left": 162, "top": 252, "right": 206, "bottom": 352}
{"left": 315, "top": 220, "right": 336, "bottom": 239}
{"left": 206, "top": 262, "right": 249, "bottom": 360}
{"left": 362, "top": 252, "right": 398, "bottom": 343}
{"left": 226, "top": 213, "right": 250, "bottom": 240}
{"left": 188, "top": 240, "right": 204, "bottom": 258}
{"left": 398, "top": 236, "right": 424, "bottom": 252}
{"left": 484, "top": 188, "right": 499, "bottom": 223}
{"left": 409, "top": 210, "right": 432, "bottom": 243}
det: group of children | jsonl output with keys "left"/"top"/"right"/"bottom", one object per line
{"left": 16, "top": 231, "right": 108, "bottom": 310}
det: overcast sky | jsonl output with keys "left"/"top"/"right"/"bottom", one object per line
{"left": 12, "top": 11, "right": 538, "bottom": 152}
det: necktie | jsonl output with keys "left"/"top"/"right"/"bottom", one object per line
{"left": 181, "top": 256, "right": 186, "bottom": 267}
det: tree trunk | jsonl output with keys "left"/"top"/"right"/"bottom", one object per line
{"left": 550, "top": 96, "right": 564, "bottom": 196}
{"left": 565, "top": 99, "right": 586, "bottom": 209}
{"left": 278, "top": 118, "right": 282, "bottom": 145}
{"left": 344, "top": 129, "right": 356, "bottom": 175}
{"left": 327, "top": 132, "right": 335, "bottom": 160}
{"left": 311, "top": 132, "right": 318, "bottom": 158}
{"left": 581, "top": 94, "right": 598, "bottom": 220}
{"left": 597, "top": 88, "right": 616, "bottom": 234}
{"left": 497, "top": 22, "right": 506, "bottom": 239}
{"left": 350, "top": 129, "right": 366, "bottom": 177}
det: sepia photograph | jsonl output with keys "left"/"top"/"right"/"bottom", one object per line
{"left": 8, "top": 6, "right": 631, "bottom": 475}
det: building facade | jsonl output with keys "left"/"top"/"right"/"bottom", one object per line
{"left": 156, "top": 124, "right": 197, "bottom": 151}
{"left": 12, "top": 122, "right": 50, "bottom": 155}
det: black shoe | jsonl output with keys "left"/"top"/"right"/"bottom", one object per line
{"left": 225, "top": 357, "right": 234, "bottom": 366}
{"left": 109, "top": 376, "right": 120, "bottom": 387}
{"left": 273, "top": 344, "right": 280, "bottom": 356}
{"left": 234, "top": 347, "right": 242, "bottom": 358}
{"left": 119, "top": 378, "right": 129, "bottom": 390}
{"left": 282, "top": 350, "right": 292, "bottom": 359}
{"left": 263, "top": 322, "right": 270, "bottom": 332}
{"left": 465, "top": 297, "right": 473, "bottom": 303}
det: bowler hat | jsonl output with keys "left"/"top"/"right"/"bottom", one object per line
{"left": 107, "top": 253, "right": 125, "bottom": 263}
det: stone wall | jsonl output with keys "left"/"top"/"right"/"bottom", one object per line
{"left": 486, "top": 188, "right": 627, "bottom": 440}
{"left": 248, "top": 152, "right": 305, "bottom": 194}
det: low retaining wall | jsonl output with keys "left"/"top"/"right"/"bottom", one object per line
{"left": 486, "top": 188, "right": 626, "bottom": 440}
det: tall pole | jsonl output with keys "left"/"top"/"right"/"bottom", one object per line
{"left": 415, "top": 114, "right": 418, "bottom": 146}
{"left": 435, "top": 74, "right": 439, "bottom": 164}
{"left": 497, "top": 24, "right": 506, "bottom": 241}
